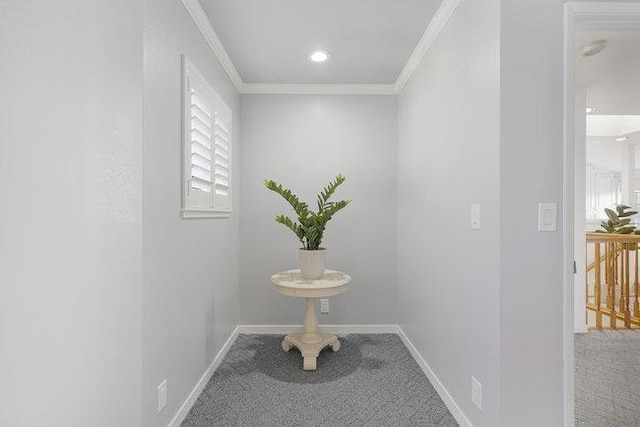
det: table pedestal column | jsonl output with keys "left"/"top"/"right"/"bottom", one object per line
{"left": 281, "top": 297, "right": 340, "bottom": 370}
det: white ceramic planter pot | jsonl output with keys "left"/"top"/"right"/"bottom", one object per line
{"left": 299, "top": 248, "right": 326, "bottom": 279}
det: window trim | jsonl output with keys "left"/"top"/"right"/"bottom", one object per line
{"left": 181, "top": 55, "right": 232, "bottom": 219}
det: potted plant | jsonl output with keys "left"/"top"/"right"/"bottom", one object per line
{"left": 264, "top": 174, "right": 351, "bottom": 279}
{"left": 595, "top": 205, "right": 640, "bottom": 250}
{"left": 595, "top": 205, "right": 638, "bottom": 235}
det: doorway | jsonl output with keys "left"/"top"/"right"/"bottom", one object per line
{"left": 564, "top": 3, "right": 640, "bottom": 426}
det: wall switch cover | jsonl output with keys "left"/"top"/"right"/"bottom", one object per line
{"left": 538, "top": 202, "right": 557, "bottom": 231}
{"left": 471, "top": 376, "right": 482, "bottom": 410}
{"left": 157, "top": 379, "right": 167, "bottom": 415}
{"left": 471, "top": 204, "right": 480, "bottom": 230}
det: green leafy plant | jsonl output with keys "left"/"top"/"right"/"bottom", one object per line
{"left": 595, "top": 205, "right": 640, "bottom": 250}
{"left": 595, "top": 205, "right": 638, "bottom": 234}
{"left": 264, "top": 174, "right": 351, "bottom": 250}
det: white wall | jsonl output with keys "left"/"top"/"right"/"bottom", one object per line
{"left": 397, "top": 0, "right": 500, "bottom": 426}
{"left": 0, "top": 1, "right": 143, "bottom": 426}
{"left": 499, "top": 0, "right": 565, "bottom": 425}
{"left": 240, "top": 95, "right": 397, "bottom": 325}
{"left": 142, "top": 0, "right": 240, "bottom": 426}
{"left": 586, "top": 138, "right": 624, "bottom": 172}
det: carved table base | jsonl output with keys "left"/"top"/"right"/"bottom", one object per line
{"left": 281, "top": 332, "right": 341, "bottom": 371}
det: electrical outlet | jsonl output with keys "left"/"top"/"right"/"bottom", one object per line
{"left": 471, "top": 376, "right": 482, "bottom": 410}
{"left": 320, "top": 299, "right": 330, "bottom": 314}
{"left": 157, "top": 379, "right": 168, "bottom": 414}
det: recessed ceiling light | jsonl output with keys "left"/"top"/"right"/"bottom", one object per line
{"left": 585, "top": 107, "right": 596, "bottom": 113}
{"left": 616, "top": 136, "right": 629, "bottom": 142}
{"left": 580, "top": 40, "right": 607, "bottom": 57}
{"left": 308, "top": 50, "right": 330, "bottom": 63}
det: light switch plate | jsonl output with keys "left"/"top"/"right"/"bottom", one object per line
{"left": 157, "top": 379, "right": 167, "bottom": 414}
{"left": 471, "top": 376, "right": 482, "bottom": 410}
{"left": 471, "top": 204, "right": 480, "bottom": 230}
{"left": 538, "top": 202, "right": 557, "bottom": 231}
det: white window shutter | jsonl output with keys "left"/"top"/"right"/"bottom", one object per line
{"left": 182, "top": 56, "right": 232, "bottom": 218}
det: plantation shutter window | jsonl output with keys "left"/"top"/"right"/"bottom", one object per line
{"left": 182, "top": 56, "right": 232, "bottom": 218}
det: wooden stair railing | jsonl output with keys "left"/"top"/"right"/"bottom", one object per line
{"left": 586, "top": 232, "right": 640, "bottom": 329}
{"left": 586, "top": 253, "right": 606, "bottom": 273}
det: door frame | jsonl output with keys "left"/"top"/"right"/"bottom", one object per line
{"left": 563, "top": 3, "right": 640, "bottom": 426}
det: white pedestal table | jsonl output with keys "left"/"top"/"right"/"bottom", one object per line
{"left": 271, "top": 269, "right": 351, "bottom": 371}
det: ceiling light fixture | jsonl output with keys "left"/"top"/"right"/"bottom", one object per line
{"left": 585, "top": 107, "right": 596, "bottom": 113}
{"left": 616, "top": 136, "right": 629, "bottom": 142}
{"left": 308, "top": 50, "right": 330, "bottom": 63}
{"left": 580, "top": 40, "right": 607, "bottom": 57}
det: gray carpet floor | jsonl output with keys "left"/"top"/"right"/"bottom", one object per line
{"left": 182, "top": 334, "right": 458, "bottom": 426}
{"left": 575, "top": 330, "right": 640, "bottom": 427}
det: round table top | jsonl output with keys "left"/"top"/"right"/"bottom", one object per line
{"left": 271, "top": 269, "right": 351, "bottom": 298}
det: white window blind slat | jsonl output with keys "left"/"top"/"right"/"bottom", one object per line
{"left": 191, "top": 139, "right": 212, "bottom": 156}
{"left": 191, "top": 91, "right": 210, "bottom": 112}
{"left": 214, "top": 135, "right": 228, "bottom": 147}
{"left": 191, "top": 153, "right": 212, "bottom": 171}
{"left": 191, "top": 122, "right": 211, "bottom": 142}
{"left": 192, "top": 164, "right": 212, "bottom": 180}
{"left": 215, "top": 127, "right": 228, "bottom": 138}
{"left": 215, "top": 115, "right": 229, "bottom": 131}
{"left": 191, "top": 117, "right": 211, "bottom": 138}
{"left": 214, "top": 147, "right": 229, "bottom": 161}
{"left": 191, "top": 103, "right": 210, "bottom": 123}
{"left": 191, "top": 177, "right": 213, "bottom": 192}
{"left": 191, "top": 132, "right": 212, "bottom": 154}
{"left": 214, "top": 160, "right": 229, "bottom": 174}
{"left": 215, "top": 139, "right": 228, "bottom": 150}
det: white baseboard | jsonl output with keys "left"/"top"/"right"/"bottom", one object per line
{"left": 237, "top": 324, "right": 401, "bottom": 335}
{"left": 396, "top": 327, "right": 472, "bottom": 427}
{"left": 168, "top": 326, "right": 240, "bottom": 427}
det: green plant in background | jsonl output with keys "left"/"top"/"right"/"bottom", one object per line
{"left": 264, "top": 174, "right": 351, "bottom": 250}
{"left": 595, "top": 205, "right": 640, "bottom": 250}
{"left": 596, "top": 205, "right": 638, "bottom": 234}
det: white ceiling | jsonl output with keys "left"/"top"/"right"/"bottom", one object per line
{"left": 587, "top": 115, "right": 640, "bottom": 137}
{"left": 198, "top": 0, "right": 444, "bottom": 85}
{"left": 576, "top": 22, "right": 640, "bottom": 115}
{"left": 576, "top": 20, "right": 640, "bottom": 172}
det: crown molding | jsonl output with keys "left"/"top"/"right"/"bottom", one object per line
{"left": 180, "top": 0, "right": 244, "bottom": 92}
{"left": 182, "top": 0, "right": 460, "bottom": 96}
{"left": 394, "top": 0, "right": 461, "bottom": 93}
{"left": 566, "top": 1, "right": 640, "bottom": 17}
{"left": 241, "top": 83, "right": 397, "bottom": 96}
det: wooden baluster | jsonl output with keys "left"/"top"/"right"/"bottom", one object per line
{"left": 633, "top": 245, "right": 640, "bottom": 318}
{"left": 609, "top": 243, "right": 617, "bottom": 329}
{"left": 623, "top": 245, "right": 631, "bottom": 328}
{"left": 605, "top": 243, "right": 615, "bottom": 310}
{"left": 606, "top": 243, "right": 611, "bottom": 309}
{"left": 595, "top": 242, "right": 602, "bottom": 329}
